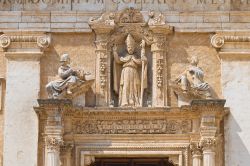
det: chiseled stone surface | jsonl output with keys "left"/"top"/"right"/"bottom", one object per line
{"left": 1, "top": 10, "right": 250, "bottom": 32}
{"left": 0, "top": 2, "right": 249, "bottom": 166}
{"left": 3, "top": 60, "right": 40, "bottom": 166}
{"left": 222, "top": 60, "right": 250, "bottom": 166}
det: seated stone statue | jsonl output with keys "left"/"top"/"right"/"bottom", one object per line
{"left": 172, "top": 56, "right": 212, "bottom": 99}
{"left": 46, "top": 53, "right": 90, "bottom": 99}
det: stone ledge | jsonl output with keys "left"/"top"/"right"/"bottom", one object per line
{"left": 0, "top": 11, "right": 249, "bottom": 32}
{"left": 190, "top": 99, "right": 226, "bottom": 107}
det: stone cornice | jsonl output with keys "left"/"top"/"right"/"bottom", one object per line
{"left": 211, "top": 31, "right": 250, "bottom": 60}
{"left": 0, "top": 32, "right": 51, "bottom": 60}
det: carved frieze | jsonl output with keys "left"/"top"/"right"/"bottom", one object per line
{"left": 73, "top": 118, "right": 192, "bottom": 134}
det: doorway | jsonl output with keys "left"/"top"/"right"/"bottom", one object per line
{"left": 94, "top": 157, "right": 175, "bottom": 166}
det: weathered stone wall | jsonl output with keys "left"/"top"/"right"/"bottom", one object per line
{"left": 0, "top": 1, "right": 249, "bottom": 166}
{"left": 168, "top": 33, "right": 221, "bottom": 106}
{"left": 1, "top": 11, "right": 250, "bottom": 32}
{"left": 222, "top": 59, "right": 250, "bottom": 166}
{"left": 2, "top": 0, "right": 250, "bottom": 11}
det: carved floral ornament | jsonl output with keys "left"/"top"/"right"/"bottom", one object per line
{"left": 89, "top": 8, "right": 169, "bottom": 27}
{"left": 199, "top": 137, "right": 217, "bottom": 150}
{"left": 45, "top": 136, "right": 64, "bottom": 151}
{"left": 0, "top": 33, "right": 51, "bottom": 50}
{"left": 211, "top": 34, "right": 250, "bottom": 49}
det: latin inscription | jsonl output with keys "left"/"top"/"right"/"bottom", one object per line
{"left": 0, "top": 0, "right": 234, "bottom": 5}
{"left": 1, "top": 0, "right": 250, "bottom": 10}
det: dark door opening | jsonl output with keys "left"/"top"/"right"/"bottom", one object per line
{"left": 94, "top": 157, "right": 175, "bottom": 166}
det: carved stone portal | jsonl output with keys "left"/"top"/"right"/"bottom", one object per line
{"left": 35, "top": 99, "right": 227, "bottom": 166}
{"left": 34, "top": 8, "right": 227, "bottom": 166}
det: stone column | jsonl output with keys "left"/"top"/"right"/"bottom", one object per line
{"left": 199, "top": 115, "right": 217, "bottom": 166}
{"left": 0, "top": 32, "right": 50, "bottom": 166}
{"left": 35, "top": 99, "right": 71, "bottom": 166}
{"left": 89, "top": 17, "right": 115, "bottom": 106}
{"left": 149, "top": 25, "right": 172, "bottom": 107}
{"left": 200, "top": 138, "right": 216, "bottom": 166}
{"left": 190, "top": 142, "right": 202, "bottom": 166}
{"left": 44, "top": 109, "right": 63, "bottom": 166}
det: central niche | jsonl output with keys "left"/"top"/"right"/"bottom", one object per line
{"left": 107, "top": 8, "right": 155, "bottom": 107}
{"left": 89, "top": 7, "right": 173, "bottom": 107}
{"left": 110, "top": 33, "right": 153, "bottom": 107}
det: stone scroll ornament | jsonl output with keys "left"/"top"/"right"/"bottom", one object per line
{"left": 171, "top": 56, "right": 212, "bottom": 101}
{"left": 46, "top": 53, "right": 92, "bottom": 99}
{"left": 112, "top": 34, "right": 147, "bottom": 107}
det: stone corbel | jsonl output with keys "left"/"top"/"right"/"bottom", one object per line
{"left": 148, "top": 21, "right": 173, "bottom": 107}
{"left": 89, "top": 14, "right": 115, "bottom": 106}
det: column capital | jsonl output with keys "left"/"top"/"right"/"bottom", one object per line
{"left": 190, "top": 142, "right": 202, "bottom": 156}
{"left": 45, "top": 136, "right": 64, "bottom": 152}
{"left": 211, "top": 31, "right": 250, "bottom": 60}
{"left": 0, "top": 32, "right": 51, "bottom": 61}
{"left": 200, "top": 138, "right": 217, "bottom": 151}
{"left": 88, "top": 13, "right": 115, "bottom": 35}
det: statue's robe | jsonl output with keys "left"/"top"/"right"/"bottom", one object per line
{"left": 114, "top": 54, "right": 147, "bottom": 107}
{"left": 46, "top": 65, "right": 79, "bottom": 98}
{"left": 188, "top": 66, "right": 209, "bottom": 91}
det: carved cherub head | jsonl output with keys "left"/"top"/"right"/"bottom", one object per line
{"left": 125, "top": 34, "right": 136, "bottom": 54}
{"left": 60, "top": 53, "right": 70, "bottom": 66}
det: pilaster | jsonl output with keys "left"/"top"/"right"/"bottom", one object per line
{"left": 200, "top": 116, "right": 217, "bottom": 166}
{"left": 0, "top": 32, "right": 51, "bottom": 166}
{"left": 149, "top": 25, "right": 172, "bottom": 107}
{"left": 35, "top": 99, "right": 72, "bottom": 166}
{"left": 190, "top": 142, "right": 202, "bottom": 166}
{"left": 89, "top": 18, "right": 115, "bottom": 106}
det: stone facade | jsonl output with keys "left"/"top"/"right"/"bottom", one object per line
{"left": 0, "top": 1, "right": 250, "bottom": 166}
